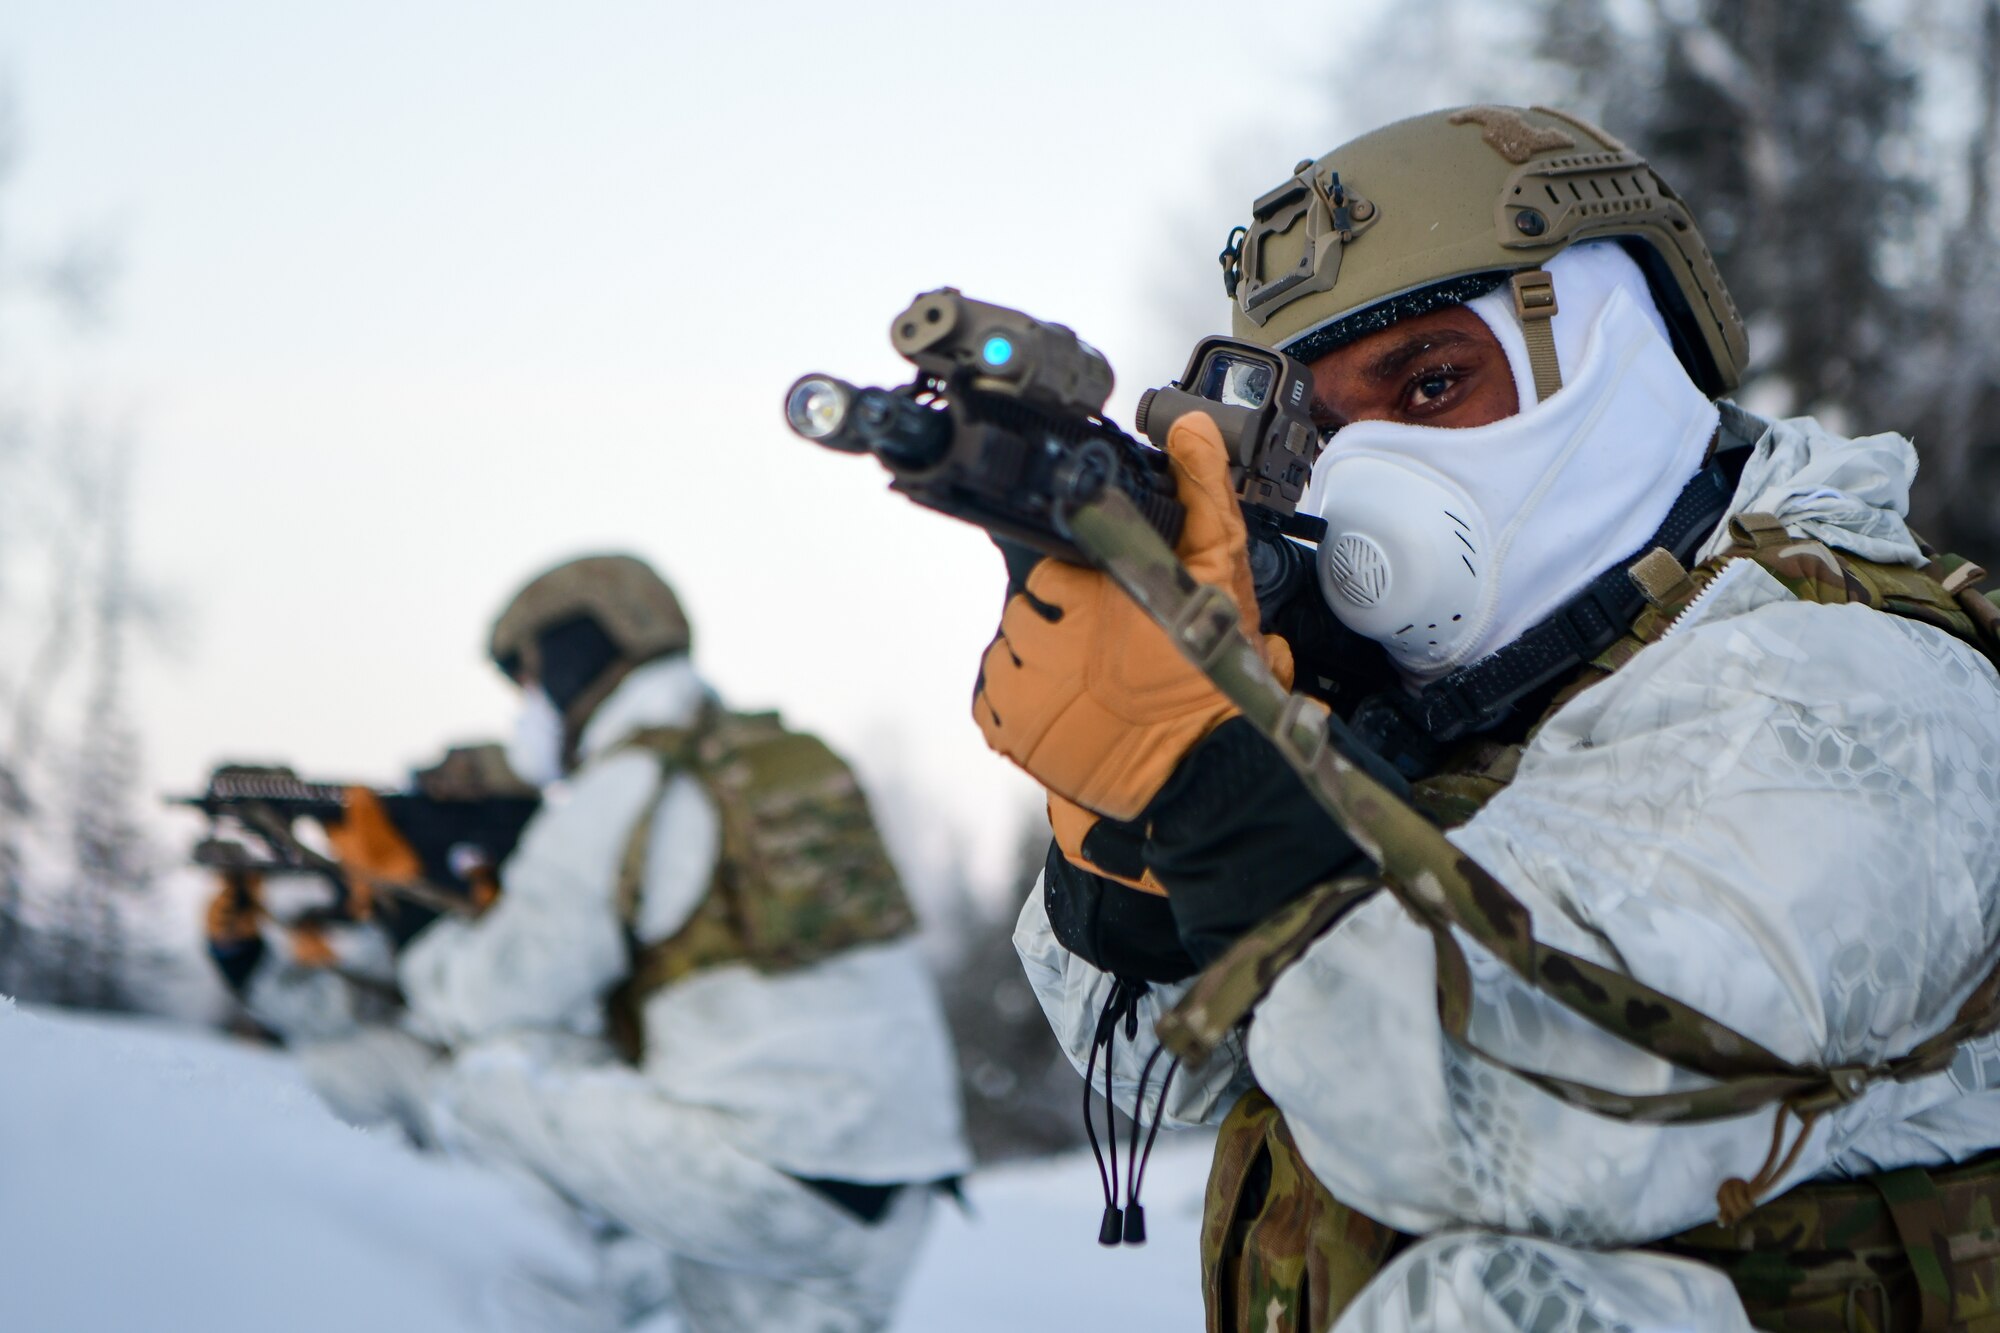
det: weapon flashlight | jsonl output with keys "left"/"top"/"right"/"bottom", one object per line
{"left": 786, "top": 375, "right": 860, "bottom": 447}
{"left": 784, "top": 374, "right": 953, "bottom": 470}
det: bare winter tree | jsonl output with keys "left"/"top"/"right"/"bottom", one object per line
{"left": 0, "top": 88, "right": 159, "bottom": 1010}
{"left": 49, "top": 429, "right": 151, "bottom": 1011}
{"left": 1534, "top": 0, "right": 2000, "bottom": 555}
{"left": 935, "top": 814, "right": 1091, "bottom": 1163}
{"left": 1147, "top": 1, "right": 2000, "bottom": 555}
{"left": 1896, "top": 0, "right": 2000, "bottom": 551}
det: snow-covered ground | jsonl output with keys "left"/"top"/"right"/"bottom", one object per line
{"left": 0, "top": 1002, "right": 1208, "bottom": 1332}
{"left": 0, "top": 1001, "right": 613, "bottom": 1332}
{"left": 899, "top": 1120, "right": 1209, "bottom": 1330}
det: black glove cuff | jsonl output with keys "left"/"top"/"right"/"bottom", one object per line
{"left": 209, "top": 934, "right": 267, "bottom": 995}
{"left": 1042, "top": 840, "right": 1198, "bottom": 984}
{"left": 1146, "top": 717, "right": 1388, "bottom": 967}
{"left": 1077, "top": 813, "right": 1147, "bottom": 883}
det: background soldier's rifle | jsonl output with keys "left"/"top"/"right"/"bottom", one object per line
{"left": 176, "top": 749, "right": 540, "bottom": 940}
{"left": 784, "top": 288, "right": 1391, "bottom": 705}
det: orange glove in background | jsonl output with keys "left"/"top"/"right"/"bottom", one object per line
{"left": 975, "top": 411, "right": 1293, "bottom": 823}
{"left": 204, "top": 871, "right": 265, "bottom": 946}
{"left": 322, "top": 787, "right": 424, "bottom": 887}
{"left": 286, "top": 923, "right": 339, "bottom": 969}
{"left": 447, "top": 845, "right": 504, "bottom": 913}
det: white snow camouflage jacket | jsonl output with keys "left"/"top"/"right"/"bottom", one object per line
{"left": 239, "top": 911, "right": 400, "bottom": 1045}
{"left": 1017, "top": 409, "right": 2000, "bottom": 1330}
{"left": 401, "top": 657, "right": 971, "bottom": 1186}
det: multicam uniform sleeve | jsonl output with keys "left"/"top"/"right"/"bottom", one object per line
{"left": 1015, "top": 876, "right": 1254, "bottom": 1131}
{"left": 1248, "top": 570, "right": 2000, "bottom": 1246}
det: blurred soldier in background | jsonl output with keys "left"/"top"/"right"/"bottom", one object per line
{"left": 351, "top": 553, "right": 971, "bottom": 1333}
{"left": 992, "top": 107, "right": 2000, "bottom": 1331}
{"left": 201, "top": 742, "right": 531, "bottom": 1146}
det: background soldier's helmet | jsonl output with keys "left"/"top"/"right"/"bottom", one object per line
{"left": 488, "top": 553, "right": 691, "bottom": 685}
{"left": 1223, "top": 104, "right": 1749, "bottom": 398}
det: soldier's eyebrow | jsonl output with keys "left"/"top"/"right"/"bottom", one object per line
{"left": 1364, "top": 329, "right": 1476, "bottom": 383}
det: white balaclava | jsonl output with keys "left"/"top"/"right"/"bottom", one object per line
{"left": 504, "top": 684, "right": 568, "bottom": 789}
{"left": 1302, "top": 242, "right": 1720, "bottom": 680}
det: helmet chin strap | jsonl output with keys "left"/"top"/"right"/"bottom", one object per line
{"left": 1510, "top": 270, "right": 1563, "bottom": 401}
{"left": 1474, "top": 243, "right": 1683, "bottom": 411}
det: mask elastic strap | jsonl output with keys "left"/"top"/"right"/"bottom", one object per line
{"left": 1511, "top": 270, "right": 1562, "bottom": 401}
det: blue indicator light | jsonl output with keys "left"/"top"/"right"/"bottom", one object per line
{"left": 981, "top": 335, "right": 1014, "bottom": 367}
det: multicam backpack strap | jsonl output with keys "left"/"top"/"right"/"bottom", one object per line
{"left": 603, "top": 708, "right": 918, "bottom": 1061}
{"left": 1653, "top": 1151, "right": 2000, "bottom": 1332}
{"left": 1156, "top": 876, "right": 1383, "bottom": 1067}
{"left": 1200, "top": 1088, "right": 1408, "bottom": 1333}
{"left": 1735, "top": 509, "right": 2000, "bottom": 671}
{"left": 1617, "top": 511, "right": 2000, "bottom": 671}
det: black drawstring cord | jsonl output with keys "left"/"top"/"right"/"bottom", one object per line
{"left": 1102, "top": 1006, "right": 1122, "bottom": 1244}
{"left": 1082, "top": 1001, "right": 1118, "bottom": 1244}
{"left": 1082, "top": 978, "right": 1146, "bottom": 1246}
{"left": 1121, "top": 1048, "right": 1182, "bottom": 1245}
{"left": 1122, "top": 1044, "right": 1165, "bottom": 1242}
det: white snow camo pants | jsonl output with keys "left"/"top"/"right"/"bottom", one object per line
{"left": 430, "top": 1032, "right": 932, "bottom": 1333}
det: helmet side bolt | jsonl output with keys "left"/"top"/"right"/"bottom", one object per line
{"left": 1515, "top": 209, "right": 1548, "bottom": 237}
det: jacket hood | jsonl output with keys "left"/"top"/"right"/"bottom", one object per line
{"left": 575, "top": 655, "right": 713, "bottom": 763}
{"left": 1699, "top": 403, "right": 1925, "bottom": 567}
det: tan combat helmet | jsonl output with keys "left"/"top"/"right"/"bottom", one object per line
{"left": 1222, "top": 105, "right": 1748, "bottom": 400}
{"left": 412, "top": 743, "right": 540, "bottom": 801}
{"left": 488, "top": 553, "right": 691, "bottom": 684}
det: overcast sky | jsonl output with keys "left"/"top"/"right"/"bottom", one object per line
{"left": 0, "top": 0, "right": 1460, "bottom": 893}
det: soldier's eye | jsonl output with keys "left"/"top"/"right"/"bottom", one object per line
{"left": 1403, "top": 364, "right": 1462, "bottom": 413}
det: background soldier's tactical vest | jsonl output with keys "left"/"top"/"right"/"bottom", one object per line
{"left": 1191, "top": 519, "right": 2000, "bottom": 1332}
{"left": 603, "top": 708, "right": 917, "bottom": 1062}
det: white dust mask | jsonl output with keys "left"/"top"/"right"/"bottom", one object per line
{"left": 505, "top": 685, "right": 567, "bottom": 789}
{"left": 1303, "top": 261, "right": 1719, "bottom": 681}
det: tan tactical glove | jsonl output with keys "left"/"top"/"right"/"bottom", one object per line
{"left": 322, "top": 786, "right": 423, "bottom": 917}
{"left": 286, "top": 922, "right": 339, "bottom": 969}
{"left": 203, "top": 871, "right": 265, "bottom": 946}
{"left": 1047, "top": 792, "right": 1165, "bottom": 896}
{"left": 975, "top": 411, "right": 1293, "bottom": 824}
{"left": 448, "top": 844, "right": 504, "bottom": 913}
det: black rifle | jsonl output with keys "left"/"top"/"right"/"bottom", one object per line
{"left": 177, "top": 757, "right": 539, "bottom": 943}
{"left": 785, "top": 289, "right": 1394, "bottom": 705}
